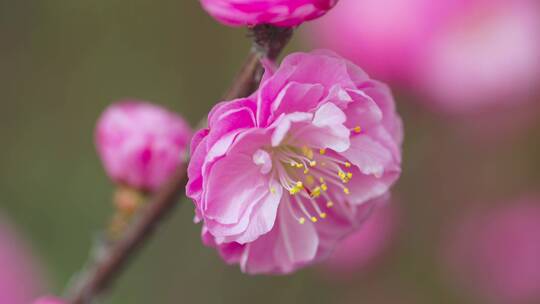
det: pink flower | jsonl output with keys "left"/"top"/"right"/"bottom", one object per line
{"left": 322, "top": 202, "right": 396, "bottom": 276}
{"left": 33, "top": 297, "right": 65, "bottom": 304}
{"left": 187, "top": 50, "right": 403, "bottom": 274}
{"left": 0, "top": 216, "right": 45, "bottom": 304}
{"left": 304, "top": 0, "right": 457, "bottom": 82}
{"left": 417, "top": 0, "right": 540, "bottom": 114}
{"left": 200, "top": 0, "right": 338, "bottom": 27}
{"left": 305, "top": 0, "right": 540, "bottom": 114}
{"left": 96, "top": 101, "right": 192, "bottom": 192}
{"left": 443, "top": 199, "right": 540, "bottom": 303}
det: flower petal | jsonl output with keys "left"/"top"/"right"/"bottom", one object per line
{"left": 204, "top": 153, "right": 267, "bottom": 225}
{"left": 342, "top": 135, "right": 393, "bottom": 177}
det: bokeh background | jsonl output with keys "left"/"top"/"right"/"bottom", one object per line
{"left": 1, "top": 1, "right": 540, "bottom": 303}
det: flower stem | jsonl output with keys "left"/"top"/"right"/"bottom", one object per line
{"left": 66, "top": 25, "right": 293, "bottom": 304}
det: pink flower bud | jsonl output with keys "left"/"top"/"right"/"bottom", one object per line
{"left": 200, "top": 0, "right": 338, "bottom": 27}
{"left": 33, "top": 297, "right": 65, "bottom": 304}
{"left": 96, "top": 101, "right": 192, "bottom": 192}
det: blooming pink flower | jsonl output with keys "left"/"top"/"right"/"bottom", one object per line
{"left": 0, "top": 217, "right": 45, "bottom": 304}
{"left": 443, "top": 199, "right": 540, "bottom": 303}
{"left": 187, "top": 50, "right": 403, "bottom": 274}
{"left": 33, "top": 297, "right": 65, "bottom": 304}
{"left": 322, "top": 202, "right": 396, "bottom": 276}
{"left": 96, "top": 101, "right": 192, "bottom": 192}
{"left": 200, "top": 0, "right": 338, "bottom": 27}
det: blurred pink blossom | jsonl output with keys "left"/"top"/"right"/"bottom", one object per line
{"left": 443, "top": 199, "right": 540, "bottom": 303}
{"left": 33, "top": 297, "right": 65, "bottom": 304}
{"left": 322, "top": 202, "right": 396, "bottom": 275}
{"left": 96, "top": 101, "right": 192, "bottom": 192}
{"left": 305, "top": 0, "right": 540, "bottom": 114}
{"left": 418, "top": 0, "right": 540, "bottom": 114}
{"left": 0, "top": 217, "right": 45, "bottom": 304}
{"left": 304, "top": 0, "right": 459, "bottom": 82}
{"left": 200, "top": 0, "right": 338, "bottom": 27}
{"left": 187, "top": 50, "right": 403, "bottom": 274}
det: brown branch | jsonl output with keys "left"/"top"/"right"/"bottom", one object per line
{"left": 66, "top": 25, "right": 293, "bottom": 304}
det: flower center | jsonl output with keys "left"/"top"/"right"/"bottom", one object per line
{"left": 270, "top": 143, "right": 355, "bottom": 224}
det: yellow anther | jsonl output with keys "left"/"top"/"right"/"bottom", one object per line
{"left": 305, "top": 175, "right": 315, "bottom": 185}
{"left": 311, "top": 187, "right": 322, "bottom": 198}
{"left": 338, "top": 171, "right": 351, "bottom": 183}
{"left": 270, "top": 187, "right": 276, "bottom": 194}
{"left": 296, "top": 163, "right": 304, "bottom": 169}
{"left": 289, "top": 181, "right": 304, "bottom": 195}
{"left": 326, "top": 201, "right": 334, "bottom": 208}
{"left": 319, "top": 177, "right": 325, "bottom": 183}
{"left": 345, "top": 162, "right": 352, "bottom": 168}
{"left": 311, "top": 217, "right": 318, "bottom": 223}
{"left": 299, "top": 217, "right": 306, "bottom": 224}
{"left": 353, "top": 126, "right": 362, "bottom": 133}
{"left": 320, "top": 212, "right": 327, "bottom": 219}
{"left": 343, "top": 187, "right": 350, "bottom": 194}
{"left": 319, "top": 148, "right": 326, "bottom": 155}
{"left": 321, "top": 183, "right": 328, "bottom": 191}
{"left": 290, "top": 162, "right": 297, "bottom": 167}
{"left": 309, "top": 161, "right": 317, "bottom": 167}
{"left": 302, "top": 146, "right": 314, "bottom": 159}
{"left": 303, "top": 168, "right": 309, "bottom": 174}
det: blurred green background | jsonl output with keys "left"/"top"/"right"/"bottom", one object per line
{"left": 1, "top": 1, "right": 539, "bottom": 303}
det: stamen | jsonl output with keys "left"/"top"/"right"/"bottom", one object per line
{"left": 338, "top": 171, "right": 352, "bottom": 183}
{"left": 353, "top": 126, "right": 362, "bottom": 133}
{"left": 310, "top": 186, "right": 322, "bottom": 198}
{"left": 274, "top": 143, "right": 359, "bottom": 224}
{"left": 289, "top": 181, "right": 304, "bottom": 195}
{"left": 310, "top": 199, "right": 326, "bottom": 220}
{"left": 293, "top": 195, "right": 316, "bottom": 222}
{"left": 284, "top": 195, "right": 305, "bottom": 224}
